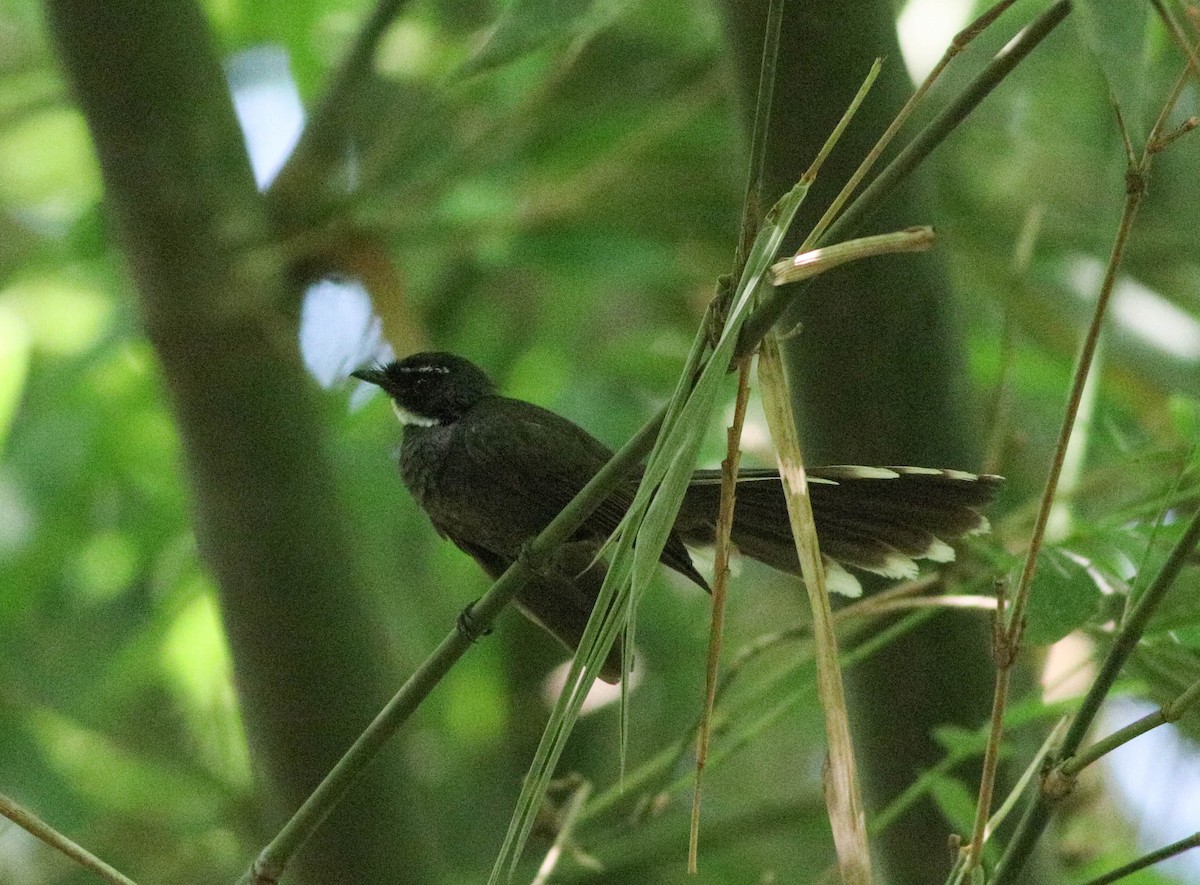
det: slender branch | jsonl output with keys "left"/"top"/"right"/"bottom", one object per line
{"left": 689, "top": 356, "right": 752, "bottom": 871}
{"left": 825, "top": 0, "right": 1068, "bottom": 245}
{"left": 798, "top": 56, "right": 882, "bottom": 232}
{"left": 690, "top": 17, "right": 783, "bottom": 853}
{"left": 653, "top": 611, "right": 937, "bottom": 829}
{"left": 806, "top": 0, "right": 1017, "bottom": 251}
{"left": 770, "top": 226, "right": 934, "bottom": 285}
{"left": 864, "top": 594, "right": 996, "bottom": 615}
{"left": 674, "top": 578, "right": 945, "bottom": 804}
{"left": 0, "top": 793, "right": 138, "bottom": 885}
{"left": 1151, "top": 115, "right": 1199, "bottom": 152}
{"left": 965, "top": 105, "right": 1152, "bottom": 879}
{"left": 991, "top": 33, "right": 1200, "bottom": 873}
{"left": 961, "top": 581, "right": 1013, "bottom": 878}
{"left": 986, "top": 716, "right": 1069, "bottom": 839}
{"left": 1133, "top": 0, "right": 1200, "bottom": 148}
{"left": 1059, "top": 677, "right": 1200, "bottom": 777}
{"left": 1063, "top": 511, "right": 1200, "bottom": 752}
{"left": 874, "top": 712, "right": 1069, "bottom": 848}
{"left": 1081, "top": 832, "right": 1200, "bottom": 885}
{"left": 984, "top": 204, "right": 1042, "bottom": 474}
{"left": 1150, "top": 0, "right": 1200, "bottom": 77}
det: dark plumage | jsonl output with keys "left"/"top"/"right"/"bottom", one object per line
{"left": 354, "top": 352, "right": 1002, "bottom": 683}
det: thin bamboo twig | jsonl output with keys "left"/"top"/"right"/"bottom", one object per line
{"left": 1144, "top": 10, "right": 1200, "bottom": 167}
{"left": 864, "top": 594, "right": 997, "bottom": 615}
{"left": 984, "top": 205, "right": 1043, "bottom": 475}
{"left": 1121, "top": 445, "right": 1200, "bottom": 625}
{"left": 686, "top": 579, "right": 947, "bottom": 793}
{"left": 577, "top": 585, "right": 936, "bottom": 828}
{"left": 948, "top": 711, "right": 1072, "bottom": 883}
{"left": 797, "top": 56, "right": 882, "bottom": 237}
{"left": 824, "top": 0, "right": 1069, "bottom": 245}
{"left": 687, "top": 5, "right": 784, "bottom": 852}
{"left": 535, "top": 576, "right": 971, "bottom": 841}
{"left": 688, "top": 357, "right": 752, "bottom": 871}
{"left": 1059, "top": 677, "right": 1200, "bottom": 777}
{"left": 1081, "top": 832, "right": 1200, "bottom": 885}
{"left": 985, "top": 717, "right": 1070, "bottom": 840}
{"left": 672, "top": 578, "right": 947, "bottom": 802}
{"left": 988, "top": 31, "right": 1200, "bottom": 877}
{"left": 871, "top": 711, "right": 1070, "bottom": 846}
{"left": 805, "top": 0, "right": 1019, "bottom": 253}
{"left": 731, "top": 0, "right": 783, "bottom": 277}
{"left": 963, "top": 107, "right": 1153, "bottom": 882}
{"left": 770, "top": 226, "right": 934, "bottom": 285}
{"left": 657, "top": 611, "right": 938, "bottom": 825}
{"left": 1064, "top": 500, "right": 1200, "bottom": 747}
{"left": 1143, "top": 60, "right": 1200, "bottom": 161}
{"left": 0, "top": 793, "right": 138, "bottom": 885}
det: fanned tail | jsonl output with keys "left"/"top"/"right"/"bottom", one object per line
{"left": 678, "top": 466, "right": 1002, "bottom": 595}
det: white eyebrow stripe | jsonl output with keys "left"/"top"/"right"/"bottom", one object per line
{"left": 399, "top": 365, "right": 451, "bottom": 374}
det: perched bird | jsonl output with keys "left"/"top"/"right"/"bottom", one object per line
{"left": 353, "top": 352, "right": 1001, "bottom": 682}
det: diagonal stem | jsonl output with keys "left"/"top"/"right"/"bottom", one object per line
{"left": 239, "top": 412, "right": 665, "bottom": 884}
{"left": 0, "top": 793, "right": 137, "bottom": 885}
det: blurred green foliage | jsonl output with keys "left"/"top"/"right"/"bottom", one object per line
{"left": 2, "top": 0, "right": 1200, "bottom": 883}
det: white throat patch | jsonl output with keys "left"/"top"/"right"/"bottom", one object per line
{"left": 392, "top": 401, "right": 439, "bottom": 427}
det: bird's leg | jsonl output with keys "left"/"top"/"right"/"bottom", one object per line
{"left": 516, "top": 539, "right": 553, "bottom": 578}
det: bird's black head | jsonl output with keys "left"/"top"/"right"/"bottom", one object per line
{"left": 352, "top": 352, "right": 497, "bottom": 426}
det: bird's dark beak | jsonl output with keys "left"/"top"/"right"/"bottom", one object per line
{"left": 351, "top": 367, "right": 388, "bottom": 387}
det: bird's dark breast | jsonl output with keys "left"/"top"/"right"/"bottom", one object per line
{"left": 397, "top": 424, "right": 453, "bottom": 512}
{"left": 398, "top": 422, "right": 509, "bottom": 548}
{"left": 397, "top": 400, "right": 610, "bottom": 558}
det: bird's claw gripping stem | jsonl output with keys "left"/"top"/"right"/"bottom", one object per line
{"left": 456, "top": 601, "right": 492, "bottom": 643}
{"left": 516, "top": 540, "right": 550, "bottom": 576}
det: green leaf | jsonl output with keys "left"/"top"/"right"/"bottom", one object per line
{"left": 0, "top": 304, "right": 31, "bottom": 455}
{"left": 631, "top": 178, "right": 810, "bottom": 593}
{"left": 926, "top": 772, "right": 977, "bottom": 838}
{"left": 1168, "top": 396, "right": 1200, "bottom": 444}
{"left": 932, "top": 724, "right": 985, "bottom": 757}
{"left": 1025, "top": 547, "right": 1105, "bottom": 644}
{"left": 1072, "top": 0, "right": 1150, "bottom": 143}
